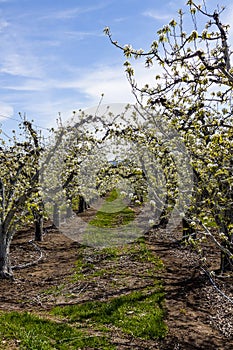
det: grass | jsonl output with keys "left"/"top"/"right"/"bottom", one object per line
{"left": 0, "top": 311, "right": 115, "bottom": 350}
{"left": 41, "top": 284, "right": 66, "bottom": 296}
{"left": 0, "top": 281, "right": 167, "bottom": 349}
{"left": 0, "top": 253, "right": 167, "bottom": 349}
{"left": 105, "top": 188, "right": 119, "bottom": 202}
{"left": 72, "top": 257, "right": 94, "bottom": 281}
{"left": 0, "top": 189, "right": 168, "bottom": 348}
{"left": 52, "top": 289, "right": 167, "bottom": 340}
{"left": 89, "top": 189, "right": 135, "bottom": 228}
{"left": 94, "top": 246, "right": 119, "bottom": 259}
{"left": 71, "top": 240, "right": 164, "bottom": 282}
{"left": 77, "top": 189, "right": 138, "bottom": 246}
{"left": 59, "top": 239, "right": 167, "bottom": 341}
{"left": 79, "top": 192, "right": 138, "bottom": 246}
{"left": 89, "top": 208, "right": 135, "bottom": 228}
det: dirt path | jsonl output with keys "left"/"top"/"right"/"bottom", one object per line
{"left": 0, "top": 220, "right": 232, "bottom": 349}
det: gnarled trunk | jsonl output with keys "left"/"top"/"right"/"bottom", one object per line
{"left": 78, "top": 196, "right": 87, "bottom": 213}
{"left": 32, "top": 201, "right": 44, "bottom": 241}
{"left": 220, "top": 250, "right": 233, "bottom": 273}
{"left": 0, "top": 229, "right": 13, "bottom": 279}
{"left": 34, "top": 211, "right": 44, "bottom": 242}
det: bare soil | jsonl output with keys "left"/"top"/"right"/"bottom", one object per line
{"left": 0, "top": 213, "right": 233, "bottom": 349}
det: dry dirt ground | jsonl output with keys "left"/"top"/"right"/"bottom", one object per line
{"left": 0, "top": 213, "right": 233, "bottom": 349}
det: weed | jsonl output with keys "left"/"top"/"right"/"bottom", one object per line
{"left": 179, "top": 308, "right": 187, "bottom": 315}
{"left": 42, "top": 284, "right": 65, "bottom": 296}
{"left": 72, "top": 258, "right": 94, "bottom": 282}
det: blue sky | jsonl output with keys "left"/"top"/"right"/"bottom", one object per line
{"left": 0, "top": 0, "right": 232, "bottom": 132}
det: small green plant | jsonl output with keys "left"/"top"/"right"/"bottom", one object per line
{"left": 72, "top": 256, "right": 94, "bottom": 281}
{"left": 42, "top": 284, "right": 65, "bottom": 296}
{"left": 127, "top": 241, "right": 164, "bottom": 270}
{"left": 179, "top": 308, "right": 187, "bottom": 315}
{"left": 99, "top": 246, "right": 120, "bottom": 259}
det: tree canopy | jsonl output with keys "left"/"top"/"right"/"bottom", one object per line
{"left": 104, "top": 1, "right": 233, "bottom": 273}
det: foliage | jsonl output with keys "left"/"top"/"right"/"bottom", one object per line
{"left": 0, "top": 111, "right": 115, "bottom": 277}
{"left": 105, "top": 1, "right": 233, "bottom": 272}
{"left": 1, "top": 0, "right": 232, "bottom": 280}
{"left": 0, "top": 121, "right": 44, "bottom": 278}
{"left": 0, "top": 122, "right": 42, "bottom": 230}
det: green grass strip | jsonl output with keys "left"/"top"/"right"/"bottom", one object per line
{"left": 0, "top": 311, "right": 115, "bottom": 350}
{"left": 52, "top": 290, "right": 167, "bottom": 340}
{"left": 89, "top": 189, "right": 135, "bottom": 228}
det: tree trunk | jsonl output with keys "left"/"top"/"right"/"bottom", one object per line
{"left": 0, "top": 230, "right": 13, "bottom": 279}
{"left": 215, "top": 216, "right": 233, "bottom": 273}
{"left": 78, "top": 196, "right": 87, "bottom": 213}
{"left": 220, "top": 251, "right": 232, "bottom": 273}
{"left": 182, "top": 218, "right": 196, "bottom": 241}
{"left": 32, "top": 200, "right": 44, "bottom": 241}
{"left": 34, "top": 211, "right": 44, "bottom": 241}
{"left": 53, "top": 202, "right": 60, "bottom": 227}
{"left": 220, "top": 234, "right": 233, "bottom": 273}
{"left": 66, "top": 201, "right": 73, "bottom": 218}
{"left": 65, "top": 190, "right": 73, "bottom": 218}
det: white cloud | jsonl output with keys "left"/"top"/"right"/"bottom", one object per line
{"left": 3, "top": 62, "right": 158, "bottom": 117}
{"left": 62, "top": 60, "right": 160, "bottom": 106}
{"left": 69, "top": 66, "right": 134, "bottom": 104}
{"left": 64, "top": 30, "right": 101, "bottom": 40}
{"left": 113, "top": 17, "right": 129, "bottom": 23}
{"left": 25, "top": 98, "right": 81, "bottom": 127}
{"left": 5, "top": 79, "right": 49, "bottom": 91}
{"left": 42, "top": 3, "right": 109, "bottom": 20}
{"left": 143, "top": 10, "right": 171, "bottom": 21}
{"left": 1, "top": 58, "right": 161, "bottom": 128}
{"left": 0, "top": 102, "right": 14, "bottom": 119}
{"left": 5, "top": 65, "right": 133, "bottom": 101}
{"left": 0, "top": 52, "right": 43, "bottom": 78}
{"left": 0, "top": 18, "right": 9, "bottom": 32}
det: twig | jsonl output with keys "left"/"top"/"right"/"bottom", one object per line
{"left": 12, "top": 239, "right": 43, "bottom": 270}
{"left": 201, "top": 267, "right": 233, "bottom": 304}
